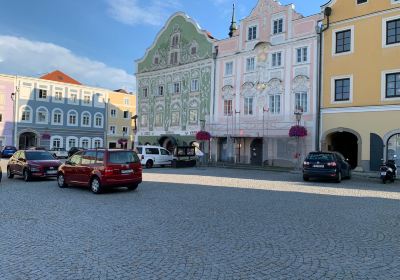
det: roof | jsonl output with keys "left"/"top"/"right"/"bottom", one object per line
{"left": 40, "top": 70, "right": 82, "bottom": 85}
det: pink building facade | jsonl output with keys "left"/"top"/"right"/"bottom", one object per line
{"left": 0, "top": 75, "right": 15, "bottom": 147}
{"left": 209, "top": 0, "right": 321, "bottom": 166}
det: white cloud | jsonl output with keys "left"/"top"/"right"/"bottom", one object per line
{"left": 0, "top": 35, "right": 135, "bottom": 91}
{"left": 107, "top": 0, "right": 181, "bottom": 27}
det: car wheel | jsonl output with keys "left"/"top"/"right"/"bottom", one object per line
{"left": 336, "top": 171, "right": 342, "bottom": 183}
{"left": 128, "top": 183, "right": 139, "bottom": 191}
{"left": 23, "top": 169, "right": 32, "bottom": 182}
{"left": 57, "top": 173, "right": 68, "bottom": 188}
{"left": 145, "top": 160, "right": 154, "bottom": 169}
{"left": 7, "top": 167, "right": 14, "bottom": 179}
{"left": 303, "top": 175, "right": 309, "bottom": 181}
{"left": 90, "top": 177, "right": 102, "bottom": 194}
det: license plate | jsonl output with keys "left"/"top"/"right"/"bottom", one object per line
{"left": 313, "top": 165, "right": 324, "bottom": 168}
{"left": 46, "top": 170, "right": 57, "bottom": 175}
{"left": 121, "top": 169, "right": 133, "bottom": 174}
{"left": 381, "top": 172, "right": 387, "bottom": 176}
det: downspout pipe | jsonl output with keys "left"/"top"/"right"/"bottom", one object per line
{"left": 316, "top": 7, "right": 331, "bottom": 151}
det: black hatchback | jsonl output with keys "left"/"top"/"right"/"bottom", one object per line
{"left": 302, "top": 152, "right": 351, "bottom": 183}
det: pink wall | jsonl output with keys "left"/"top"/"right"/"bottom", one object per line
{"left": 0, "top": 76, "right": 15, "bottom": 145}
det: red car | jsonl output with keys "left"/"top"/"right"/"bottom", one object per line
{"left": 7, "top": 150, "right": 62, "bottom": 181}
{"left": 57, "top": 149, "right": 142, "bottom": 194}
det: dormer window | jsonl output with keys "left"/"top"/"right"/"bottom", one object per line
{"left": 248, "top": 26, "right": 257, "bottom": 41}
{"left": 171, "top": 34, "right": 180, "bottom": 47}
{"left": 273, "top": 18, "right": 284, "bottom": 34}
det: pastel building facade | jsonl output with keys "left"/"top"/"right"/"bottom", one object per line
{"left": 14, "top": 71, "right": 108, "bottom": 150}
{"left": 210, "top": 0, "right": 321, "bottom": 165}
{"left": 107, "top": 89, "right": 137, "bottom": 149}
{"left": 320, "top": 0, "right": 400, "bottom": 171}
{"left": 0, "top": 74, "right": 15, "bottom": 147}
{"left": 135, "top": 13, "right": 215, "bottom": 151}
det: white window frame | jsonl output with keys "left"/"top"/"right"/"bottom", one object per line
{"left": 247, "top": 25, "right": 257, "bottom": 41}
{"left": 92, "top": 138, "right": 103, "bottom": 149}
{"left": 191, "top": 79, "right": 199, "bottom": 92}
{"left": 124, "top": 98, "right": 129, "bottom": 105}
{"left": 68, "top": 91, "right": 79, "bottom": 105}
{"left": 330, "top": 75, "right": 354, "bottom": 104}
{"left": 110, "top": 109, "right": 117, "bottom": 118}
{"left": 158, "top": 85, "right": 164, "bottom": 96}
{"left": 224, "top": 99, "right": 233, "bottom": 116}
{"left": 122, "top": 126, "right": 129, "bottom": 135}
{"left": 50, "top": 135, "right": 63, "bottom": 149}
{"left": 272, "top": 18, "right": 284, "bottom": 35}
{"left": 36, "top": 106, "right": 49, "bottom": 124}
{"left": 246, "top": 57, "right": 256, "bottom": 72}
{"left": 81, "top": 111, "right": 91, "bottom": 127}
{"left": 173, "top": 82, "right": 181, "bottom": 94}
{"left": 51, "top": 108, "right": 63, "bottom": 126}
{"left": 37, "top": 88, "right": 49, "bottom": 101}
{"left": 271, "top": 52, "right": 283, "bottom": 67}
{"left": 332, "top": 26, "right": 355, "bottom": 56}
{"left": 244, "top": 97, "right": 254, "bottom": 115}
{"left": 382, "top": 15, "right": 400, "bottom": 48}
{"left": 67, "top": 110, "right": 78, "bottom": 127}
{"left": 295, "top": 46, "right": 309, "bottom": 64}
{"left": 94, "top": 113, "right": 103, "bottom": 128}
{"left": 20, "top": 105, "right": 33, "bottom": 123}
{"left": 269, "top": 95, "right": 281, "bottom": 115}
{"left": 66, "top": 136, "right": 78, "bottom": 151}
{"left": 80, "top": 137, "right": 91, "bottom": 149}
{"left": 109, "top": 125, "right": 116, "bottom": 135}
{"left": 381, "top": 69, "right": 400, "bottom": 101}
{"left": 225, "top": 61, "right": 234, "bottom": 76}
{"left": 294, "top": 92, "right": 308, "bottom": 113}
{"left": 82, "top": 94, "right": 92, "bottom": 106}
{"left": 53, "top": 89, "right": 64, "bottom": 103}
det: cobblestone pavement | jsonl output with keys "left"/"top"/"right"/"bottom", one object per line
{"left": 1, "top": 158, "right": 400, "bottom": 279}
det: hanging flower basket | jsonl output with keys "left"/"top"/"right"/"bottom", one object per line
{"left": 289, "top": 125, "right": 308, "bottom": 137}
{"left": 196, "top": 131, "right": 211, "bottom": 141}
{"left": 118, "top": 138, "right": 128, "bottom": 145}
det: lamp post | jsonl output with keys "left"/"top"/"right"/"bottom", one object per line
{"left": 294, "top": 109, "right": 303, "bottom": 170}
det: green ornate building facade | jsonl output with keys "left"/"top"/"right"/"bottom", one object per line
{"left": 135, "top": 13, "right": 215, "bottom": 150}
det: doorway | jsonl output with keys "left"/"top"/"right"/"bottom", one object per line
{"left": 19, "top": 132, "right": 38, "bottom": 150}
{"left": 250, "top": 138, "right": 263, "bottom": 165}
{"left": 326, "top": 131, "right": 358, "bottom": 169}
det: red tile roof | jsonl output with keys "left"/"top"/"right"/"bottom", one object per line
{"left": 40, "top": 70, "right": 82, "bottom": 85}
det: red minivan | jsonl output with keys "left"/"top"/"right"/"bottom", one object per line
{"left": 57, "top": 149, "right": 142, "bottom": 194}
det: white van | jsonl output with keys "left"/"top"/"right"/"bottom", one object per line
{"left": 134, "top": 145, "right": 174, "bottom": 168}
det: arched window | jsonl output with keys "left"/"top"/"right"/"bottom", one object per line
{"left": 387, "top": 134, "right": 400, "bottom": 165}
{"left": 171, "top": 34, "right": 180, "bottom": 47}
{"left": 80, "top": 137, "right": 91, "bottom": 149}
{"left": 36, "top": 107, "right": 48, "bottom": 124}
{"left": 94, "top": 113, "right": 103, "bottom": 128}
{"left": 20, "top": 106, "right": 32, "bottom": 122}
{"left": 50, "top": 136, "right": 63, "bottom": 149}
{"left": 92, "top": 138, "right": 103, "bottom": 148}
{"left": 81, "top": 111, "right": 91, "bottom": 127}
{"left": 66, "top": 136, "right": 79, "bottom": 151}
{"left": 52, "top": 108, "right": 63, "bottom": 125}
{"left": 67, "top": 110, "right": 78, "bottom": 126}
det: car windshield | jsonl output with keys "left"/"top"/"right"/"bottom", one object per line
{"left": 109, "top": 151, "right": 140, "bottom": 164}
{"left": 135, "top": 147, "right": 142, "bottom": 154}
{"left": 307, "top": 153, "right": 334, "bottom": 162}
{"left": 26, "top": 151, "right": 55, "bottom": 160}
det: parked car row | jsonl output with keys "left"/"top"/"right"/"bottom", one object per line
{"left": 0, "top": 146, "right": 85, "bottom": 159}
{"left": 1, "top": 146, "right": 17, "bottom": 158}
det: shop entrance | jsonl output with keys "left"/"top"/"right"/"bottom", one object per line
{"left": 326, "top": 131, "right": 358, "bottom": 169}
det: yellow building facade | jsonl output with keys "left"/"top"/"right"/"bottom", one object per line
{"left": 320, "top": 0, "right": 400, "bottom": 171}
{"left": 106, "top": 90, "right": 137, "bottom": 149}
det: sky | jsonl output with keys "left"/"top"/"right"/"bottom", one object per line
{"left": 0, "top": 0, "right": 326, "bottom": 91}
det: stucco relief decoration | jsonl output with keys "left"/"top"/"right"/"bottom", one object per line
{"left": 266, "top": 78, "right": 284, "bottom": 95}
{"left": 241, "top": 82, "right": 255, "bottom": 97}
{"left": 292, "top": 75, "right": 310, "bottom": 93}
{"left": 189, "top": 100, "right": 199, "bottom": 108}
{"left": 222, "top": 85, "right": 234, "bottom": 100}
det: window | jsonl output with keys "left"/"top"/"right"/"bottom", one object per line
{"left": 224, "top": 100, "right": 233, "bottom": 116}
{"left": 0, "top": 113, "right": 2, "bottom": 122}
{"left": 272, "top": 52, "right": 282, "bottom": 67}
{"left": 52, "top": 137, "right": 62, "bottom": 149}
{"left": 244, "top": 97, "right": 253, "bottom": 115}
{"left": 158, "top": 85, "right": 164, "bottom": 96}
{"left": 95, "top": 114, "right": 103, "bottom": 127}
{"left": 38, "top": 89, "right": 47, "bottom": 99}
{"left": 269, "top": 95, "right": 281, "bottom": 114}
{"left": 173, "top": 83, "right": 180, "bottom": 94}
{"left": 124, "top": 98, "right": 129, "bottom": 105}
{"left": 68, "top": 110, "right": 77, "bottom": 126}
{"left": 111, "top": 109, "right": 116, "bottom": 118}
{"left": 336, "top": 30, "right": 351, "bottom": 53}
{"left": 189, "top": 109, "right": 198, "bottom": 124}
{"left": 67, "top": 138, "right": 77, "bottom": 151}
{"left": 273, "top": 19, "right": 283, "bottom": 34}
{"left": 170, "top": 52, "right": 178, "bottom": 65}
{"left": 122, "top": 126, "right": 128, "bottom": 135}
{"left": 81, "top": 139, "right": 90, "bottom": 149}
{"left": 191, "top": 79, "right": 199, "bottom": 92}
{"left": 246, "top": 57, "right": 255, "bottom": 72}
{"left": 145, "top": 148, "right": 160, "bottom": 155}
{"left": 357, "top": 0, "right": 367, "bottom": 3}
{"left": 83, "top": 95, "right": 91, "bottom": 105}
{"left": 123, "top": 111, "right": 129, "bottom": 119}
{"left": 171, "top": 111, "right": 180, "bottom": 126}
{"left": 154, "top": 57, "right": 159, "bottom": 65}
{"left": 109, "top": 126, "right": 116, "bottom": 135}
{"left": 143, "top": 88, "right": 148, "bottom": 98}
{"left": 21, "top": 106, "right": 32, "bottom": 122}
{"left": 295, "top": 92, "right": 308, "bottom": 112}
{"left": 96, "top": 151, "right": 104, "bottom": 163}
{"left": 171, "top": 34, "right": 179, "bottom": 47}
{"left": 248, "top": 26, "right": 257, "bottom": 41}
{"left": 160, "top": 149, "right": 170, "bottom": 155}
{"left": 386, "top": 72, "right": 400, "bottom": 98}
{"left": 82, "top": 112, "right": 91, "bottom": 127}
{"left": 70, "top": 93, "right": 78, "bottom": 104}
{"left": 225, "top": 62, "right": 233, "bottom": 76}
{"left": 36, "top": 108, "right": 48, "bottom": 123}
{"left": 386, "top": 19, "right": 400, "bottom": 45}
{"left": 296, "top": 47, "right": 308, "bottom": 63}
{"left": 191, "top": 46, "right": 197, "bottom": 55}
{"left": 334, "top": 78, "right": 351, "bottom": 101}
{"left": 155, "top": 113, "right": 163, "bottom": 127}
{"left": 141, "top": 115, "right": 148, "bottom": 127}
{"left": 54, "top": 91, "right": 63, "bottom": 101}
{"left": 52, "top": 109, "right": 62, "bottom": 125}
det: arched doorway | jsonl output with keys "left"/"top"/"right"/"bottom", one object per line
{"left": 326, "top": 131, "right": 358, "bottom": 169}
{"left": 387, "top": 134, "right": 400, "bottom": 166}
{"left": 19, "top": 131, "right": 39, "bottom": 150}
{"left": 158, "top": 136, "right": 177, "bottom": 153}
{"left": 250, "top": 138, "right": 263, "bottom": 165}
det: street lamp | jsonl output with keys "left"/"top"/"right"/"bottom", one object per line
{"left": 294, "top": 109, "right": 303, "bottom": 170}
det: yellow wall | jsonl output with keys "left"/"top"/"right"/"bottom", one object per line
{"left": 322, "top": 2, "right": 400, "bottom": 108}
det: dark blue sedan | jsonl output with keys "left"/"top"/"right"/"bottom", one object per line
{"left": 1, "top": 146, "right": 17, "bottom": 158}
